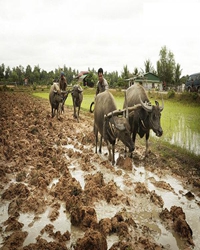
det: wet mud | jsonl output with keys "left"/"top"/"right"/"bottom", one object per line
{"left": 0, "top": 91, "right": 200, "bottom": 250}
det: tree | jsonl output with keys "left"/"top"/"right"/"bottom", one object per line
{"left": 13, "top": 65, "right": 24, "bottom": 84}
{"left": 157, "top": 46, "right": 175, "bottom": 85}
{"left": 144, "top": 59, "right": 155, "bottom": 73}
{"left": 121, "top": 65, "right": 130, "bottom": 79}
{"left": 5, "top": 66, "right": 11, "bottom": 80}
{"left": 84, "top": 71, "right": 97, "bottom": 87}
{"left": 25, "top": 65, "right": 34, "bottom": 84}
{"left": 10, "top": 70, "right": 18, "bottom": 83}
{"left": 0, "top": 63, "right": 5, "bottom": 80}
{"left": 106, "top": 71, "right": 119, "bottom": 87}
{"left": 32, "top": 65, "right": 40, "bottom": 83}
{"left": 117, "top": 77, "right": 124, "bottom": 87}
{"left": 174, "top": 63, "right": 182, "bottom": 85}
{"left": 133, "top": 67, "right": 139, "bottom": 76}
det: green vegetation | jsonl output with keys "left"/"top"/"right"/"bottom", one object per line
{"left": 33, "top": 87, "right": 200, "bottom": 109}
{"left": 33, "top": 87, "right": 127, "bottom": 111}
{"left": 0, "top": 45, "right": 185, "bottom": 89}
{"left": 33, "top": 88, "right": 200, "bottom": 157}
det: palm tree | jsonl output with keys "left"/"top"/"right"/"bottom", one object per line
{"left": 121, "top": 65, "right": 130, "bottom": 79}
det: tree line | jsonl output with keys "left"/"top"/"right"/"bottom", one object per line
{"left": 0, "top": 46, "right": 187, "bottom": 88}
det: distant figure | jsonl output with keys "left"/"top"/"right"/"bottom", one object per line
{"left": 163, "top": 81, "right": 166, "bottom": 91}
{"left": 59, "top": 72, "right": 67, "bottom": 91}
{"left": 24, "top": 78, "right": 28, "bottom": 86}
{"left": 191, "top": 83, "right": 197, "bottom": 92}
{"left": 96, "top": 68, "right": 109, "bottom": 95}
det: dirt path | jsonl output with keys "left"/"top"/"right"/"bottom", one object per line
{"left": 0, "top": 91, "right": 200, "bottom": 250}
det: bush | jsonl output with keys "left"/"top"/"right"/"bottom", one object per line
{"left": 32, "top": 83, "right": 37, "bottom": 90}
{"left": 191, "top": 92, "right": 198, "bottom": 100}
{"left": 167, "top": 89, "right": 175, "bottom": 98}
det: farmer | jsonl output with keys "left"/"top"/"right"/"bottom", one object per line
{"left": 59, "top": 72, "right": 68, "bottom": 110}
{"left": 59, "top": 71, "right": 67, "bottom": 91}
{"left": 90, "top": 68, "right": 109, "bottom": 113}
{"left": 96, "top": 68, "right": 109, "bottom": 95}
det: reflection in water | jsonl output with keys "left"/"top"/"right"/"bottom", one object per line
{"left": 170, "top": 116, "right": 200, "bottom": 155}
{"left": 153, "top": 115, "right": 200, "bottom": 156}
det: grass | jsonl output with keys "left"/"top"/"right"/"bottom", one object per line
{"left": 32, "top": 87, "right": 126, "bottom": 111}
{"left": 33, "top": 91, "right": 95, "bottom": 112}
{"left": 33, "top": 88, "right": 200, "bottom": 156}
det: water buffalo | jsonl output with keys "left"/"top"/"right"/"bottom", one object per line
{"left": 123, "top": 84, "right": 164, "bottom": 155}
{"left": 94, "top": 90, "right": 134, "bottom": 165}
{"left": 49, "top": 82, "right": 63, "bottom": 119}
{"left": 71, "top": 84, "right": 83, "bottom": 122}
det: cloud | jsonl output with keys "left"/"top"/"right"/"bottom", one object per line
{"left": 0, "top": 0, "right": 200, "bottom": 75}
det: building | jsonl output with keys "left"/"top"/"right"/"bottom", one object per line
{"left": 74, "top": 71, "right": 89, "bottom": 85}
{"left": 126, "top": 72, "right": 162, "bottom": 90}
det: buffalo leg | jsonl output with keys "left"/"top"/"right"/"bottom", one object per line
{"left": 62, "top": 94, "right": 68, "bottom": 113}
{"left": 106, "top": 141, "right": 112, "bottom": 162}
{"left": 51, "top": 107, "right": 53, "bottom": 117}
{"left": 77, "top": 106, "right": 80, "bottom": 122}
{"left": 145, "top": 132, "right": 150, "bottom": 156}
{"left": 94, "top": 127, "right": 98, "bottom": 154}
{"left": 56, "top": 108, "right": 59, "bottom": 119}
{"left": 73, "top": 99, "right": 77, "bottom": 119}
{"left": 58, "top": 103, "right": 62, "bottom": 119}
{"left": 99, "top": 135, "right": 102, "bottom": 153}
{"left": 112, "top": 144, "right": 115, "bottom": 165}
{"left": 130, "top": 133, "right": 136, "bottom": 157}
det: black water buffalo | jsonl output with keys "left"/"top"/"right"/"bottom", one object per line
{"left": 71, "top": 84, "right": 83, "bottom": 122}
{"left": 123, "top": 84, "right": 164, "bottom": 155}
{"left": 94, "top": 90, "right": 134, "bottom": 164}
{"left": 49, "top": 82, "right": 63, "bottom": 119}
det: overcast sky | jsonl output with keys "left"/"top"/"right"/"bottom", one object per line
{"left": 1, "top": 0, "right": 200, "bottom": 76}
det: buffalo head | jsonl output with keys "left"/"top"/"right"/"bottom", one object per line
{"left": 139, "top": 96, "right": 164, "bottom": 137}
{"left": 104, "top": 108, "right": 134, "bottom": 152}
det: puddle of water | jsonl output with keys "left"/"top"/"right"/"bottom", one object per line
{"left": 64, "top": 145, "right": 200, "bottom": 248}
{"left": 64, "top": 144, "right": 81, "bottom": 152}
{"left": 0, "top": 202, "right": 9, "bottom": 245}
{"left": 1, "top": 142, "right": 199, "bottom": 249}
{"left": 18, "top": 203, "right": 84, "bottom": 247}
{"left": 132, "top": 166, "right": 200, "bottom": 249}
{"left": 95, "top": 200, "right": 122, "bottom": 221}
{"left": 107, "top": 234, "right": 119, "bottom": 249}
{"left": 81, "top": 158, "right": 200, "bottom": 249}
{"left": 48, "top": 178, "right": 60, "bottom": 189}
{"left": 68, "top": 165, "right": 85, "bottom": 189}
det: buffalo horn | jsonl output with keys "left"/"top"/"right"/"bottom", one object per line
{"left": 105, "top": 109, "right": 123, "bottom": 118}
{"left": 159, "top": 97, "right": 164, "bottom": 111}
{"left": 139, "top": 95, "right": 152, "bottom": 112}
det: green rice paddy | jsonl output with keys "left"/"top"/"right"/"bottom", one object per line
{"left": 33, "top": 89, "right": 200, "bottom": 155}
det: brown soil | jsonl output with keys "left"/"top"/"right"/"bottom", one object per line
{"left": 0, "top": 90, "right": 200, "bottom": 250}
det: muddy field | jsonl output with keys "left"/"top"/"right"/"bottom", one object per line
{"left": 0, "top": 90, "right": 200, "bottom": 250}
